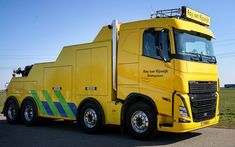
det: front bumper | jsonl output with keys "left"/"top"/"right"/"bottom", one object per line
{"left": 158, "top": 91, "right": 219, "bottom": 133}
{"left": 158, "top": 113, "right": 219, "bottom": 133}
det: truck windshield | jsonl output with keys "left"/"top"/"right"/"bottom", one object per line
{"left": 174, "top": 29, "right": 216, "bottom": 63}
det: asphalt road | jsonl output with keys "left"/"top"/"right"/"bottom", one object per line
{"left": 0, "top": 114, "right": 235, "bottom": 147}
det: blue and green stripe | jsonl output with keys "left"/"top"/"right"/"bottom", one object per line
{"left": 42, "top": 90, "right": 61, "bottom": 116}
{"left": 31, "top": 90, "right": 47, "bottom": 115}
{"left": 54, "top": 90, "right": 75, "bottom": 118}
{"left": 31, "top": 90, "right": 77, "bottom": 118}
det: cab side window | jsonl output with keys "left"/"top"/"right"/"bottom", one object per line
{"left": 142, "top": 29, "right": 170, "bottom": 61}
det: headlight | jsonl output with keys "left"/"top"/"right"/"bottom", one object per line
{"left": 179, "top": 106, "right": 189, "bottom": 117}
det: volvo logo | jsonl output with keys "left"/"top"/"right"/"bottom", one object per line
{"left": 203, "top": 112, "right": 208, "bottom": 117}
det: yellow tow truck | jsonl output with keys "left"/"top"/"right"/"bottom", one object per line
{"left": 2, "top": 6, "right": 219, "bottom": 140}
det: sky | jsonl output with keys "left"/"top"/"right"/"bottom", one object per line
{"left": 0, "top": 0, "right": 235, "bottom": 89}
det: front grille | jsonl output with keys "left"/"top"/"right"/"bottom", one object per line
{"left": 188, "top": 81, "right": 217, "bottom": 122}
{"left": 189, "top": 81, "right": 217, "bottom": 93}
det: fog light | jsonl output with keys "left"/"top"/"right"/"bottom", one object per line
{"left": 179, "top": 106, "right": 189, "bottom": 117}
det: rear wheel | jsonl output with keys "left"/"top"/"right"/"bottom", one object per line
{"left": 21, "top": 99, "right": 38, "bottom": 126}
{"left": 5, "top": 99, "right": 20, "bottom": 124}
{"left": 79, "top": 102, "right": 103, "bottom": 133}
{"left": 126, "top": 102, "right": 157, "bottom": 140}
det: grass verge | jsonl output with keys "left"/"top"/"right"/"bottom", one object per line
{"left": 214, "top": 88, "right": 235, "bottom": 128}
{"left": 0, "top": 90, "right": 6, "bottom": 112}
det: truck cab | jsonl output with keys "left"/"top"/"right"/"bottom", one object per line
{"left": 117, "top": 7, "right": 219, "bottom": 136}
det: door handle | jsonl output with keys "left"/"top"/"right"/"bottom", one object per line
{"left": 142, "top": 77, "right": 149, "bottom": 82}
{"left": 85, "top": 86, "right": 97, "bottom": 91}
{"left": 53, "top": 86, "right": 62, "bottom": 91}
{"left": 92, "top": 86, "right": 97, "bottom": 91}
{"left": 85, "top": 86, "right": 90, "bottom": 91}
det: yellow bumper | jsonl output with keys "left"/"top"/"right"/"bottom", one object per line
{"left": 158, "top": 114, "right": 219, "bottom": 133}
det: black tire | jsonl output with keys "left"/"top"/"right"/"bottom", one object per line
{"left": 79, "top": 102, "right": 103, "bottom": 133}
{"left": 21, "top": 99, "right": 38, "bottom": 126}
{"left": 5, "top": 99, "right": 20, "bottom": 124}
{"left": 126, "top": 102, "right": 157, "bottom": 140}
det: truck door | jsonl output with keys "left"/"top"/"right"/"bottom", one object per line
{"left": 139, "top": 28, "right": 174, "bottom": 115}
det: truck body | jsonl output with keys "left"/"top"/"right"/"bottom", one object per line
{"left": 2, "top": 7, "right": 219, "bottom": 139}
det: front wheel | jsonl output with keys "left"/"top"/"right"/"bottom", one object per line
{"left": 126, "top": 102, "right": 157, "bottom": 140}
{"left": 21, "top": 99, "right": 38, "bottom": 126}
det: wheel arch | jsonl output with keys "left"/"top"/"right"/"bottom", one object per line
{"left": 2, "top": 96, "right": 19, "bottom": 115}
{"left": 121, "top": 93, "right": 158, "bottom": 126}
{"left": 77, "top": 97, "right": 105, "bottom": 125}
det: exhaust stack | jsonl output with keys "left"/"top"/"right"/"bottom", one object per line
{"left": 112, "top": 20, "right": 118, "bottom": 91}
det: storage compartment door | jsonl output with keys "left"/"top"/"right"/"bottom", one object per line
{"left": 91, "top": 47, "right": 108, "bottom": 96}
{"left": 76, "top": 49, "right": 91, "bottom": 95}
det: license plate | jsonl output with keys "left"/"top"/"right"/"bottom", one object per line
{"left": 201, "top": 120, "right": 210, "bottom": 126}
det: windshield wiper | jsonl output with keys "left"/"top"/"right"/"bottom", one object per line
{"left": 193, "top": 54, "right": 217, "bottom": 64}
{"left": 204, "top": 55, "right": 217, "bottom": 63}
{"left": 181, "top": 52, "right": 202, "bottom": 61}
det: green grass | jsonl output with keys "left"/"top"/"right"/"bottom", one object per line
{"left": 215, "top": 88, "right": 235, "bottom": 128}
{"left": 0, "top": 90, "right": 6, "bottom": 112}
